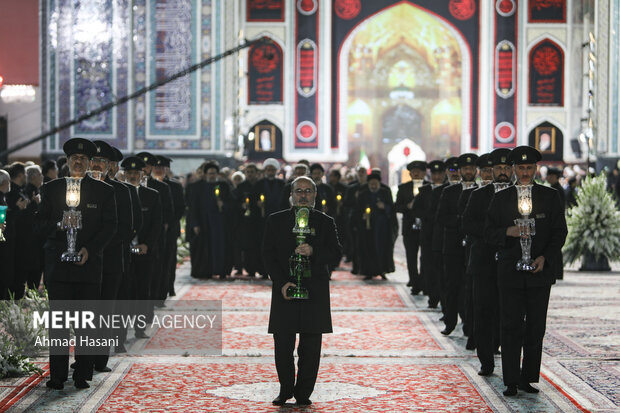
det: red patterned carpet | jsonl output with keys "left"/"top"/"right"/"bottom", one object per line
{"left": 1, "top": 247, "right": 618, "bottom": 412}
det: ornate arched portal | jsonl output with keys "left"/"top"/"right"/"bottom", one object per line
{"left": 332, "top": 0, "right": 478, "bottom": 166}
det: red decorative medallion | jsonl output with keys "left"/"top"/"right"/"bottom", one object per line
{"left": 299, "top": 0, "right": 315, "bottom": 13}
{"left": 494, "top": 122, "right": 515, "bottom": 143}
{"left": 449, "top": 0, "right": 476, "bottom": 20}
{"left": 335, "top": 0, "right": 361, "bottom": 20}
{"left": 296, "top": 121, "right": 317, "bottom": 143}
{"left": 300, "top": 125, "right": 314, "bottom": 139}
{"left": 498, "top": 125, "right": 512, "bottom": 139}
{"left": 251, "top": 44, "right": 280, "bottom": 74}
{"left": 532, "top": 46, "right": 560, "bottom": 75}
{"left": 499, "top": 0, "right": 514, "bottom": 14}
{"left": 403, "top": 147, "right": 411, "bottom": 157}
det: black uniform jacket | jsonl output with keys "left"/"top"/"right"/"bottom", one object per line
{"left": 395, "top": 180, "right": 429, "bottom": 236}
{"left": 147, "top": 177, "right": 174, "bottom": 228}
{"left": 103, "top": 177, "right": 133, "bottom": 274}
{"left": 484, "top": 183, "right": 567, "bottom": 288}
{"left": 462, "top": 184, "right": 502, "bottom": 274}
{"left": 263, "top": 208, "right": 341, "bottom": 334}
{"left": 164, "top": 177, "right": 185, "bottom": 237}
{"left": 37, "top": 176, "right": 117, "bottom": 284}
{"left": 136, "top": 185, "right": 163, "bottom": 251}
{"left": 436, "top": 183, "right": 469, "bottom": 255}
{"left": 431, "top": 182, "right": 449, "bottom": 252}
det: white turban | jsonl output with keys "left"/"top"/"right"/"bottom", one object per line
{"left": 262, "top": 158, "right": 280, "bottom": 171}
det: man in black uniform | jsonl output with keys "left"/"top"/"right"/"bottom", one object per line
{"left": 38, "top": 138, "right": 117, "bottom": 390}
{"left": 135, "top": 152, "right": 174, "bottom": 305}
{"left": 21, "top": 165, "right": 44, "bottom": 291}
{"left": 5, "top": 162, "right": 29, "bottom": 298}
{"left": 430, "top": 157, "right": 459, "bottom": 316}
{"left": 545, "top": 167, "right": 565, "bottom": 280}
{"left": 263, "top": 176, "right": 341, "bottom": 406}
{"left": 395, "top": 160, "right": 428, "bottom": 293}
{"left": 436, "top": 154, "right": 478, "bottom": 335}
{"left": 458, "top": 154, "right": 490, "bottom": 347}
{"left": 154, "top": 155, "right": 185, "bottom": 296}
{"left": 412, "top": 160, "right": 446, "bottom": 307}
{"left": 108, "top": 147, "right": 142, "bottom": 353}
{"left": 484, "top": 146, "right": 567, "bottom": 396}
{"left": 121, "top": 157, "right": 162, "bottom": 340}
{"left": 462, "top": 148, "right": 512, "bottom": 375}
{"left": 90, "top": 140, "right": 133, "bottom": 372}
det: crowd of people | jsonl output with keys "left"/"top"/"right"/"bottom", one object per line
{"left": 0, "top": 140, "right": 571, "bottom": 398}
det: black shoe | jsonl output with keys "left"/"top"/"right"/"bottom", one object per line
{"left": 74, "top": 379, "right": 90, "bottom": 389}
{"left": 363, "top": 275, "right": 372, "bottom": 280}
{"left": 135, "top": 330, "right": 150, "bottom": 339}
{"left": 115, "top": 344, "right": 127, "bottom": 353}
{"left": 477, "top": 368, "right": 493, "bottom": 376}
{"left": 95, "top": 366, "right": 112, "bottom": 373}
{"left": 154, "top": 302, "right": 166, "bottom": 308}
{"left": 70, "top": 362, "right": 76, "bottom": 369}
{"left": 428, "top": 302, "right": 438, "bottom": 309}
{"left": 465, "top": 337, "right": 476, "bottom": 350}
{"left": 46, "top": 380, "right": 64, "bottom": 390}
{"left": 503, "top": 385, "right": 517, "bottom": 396}
{"left": 295, "top": 399, "right": 312, "bottom": 406}
{"left": 518, "top": 382, "right": 539, "bottom": 393}
{"left": 439, "top": 316, "right": 445, "bottom": 322}
{"left": 406, "top": 281, "right": 413, "bottom": 287}
{"left": 380, "top": 274, "right": 387, "bottom": 280}
{"left": 272, "top": 394, "right": 292, "bottom": 406}
{"left": 168, "top": 291, "right": 176, "bottom": 297}
{"left": 440, "top": 326, "right": 454, "bottom": 336}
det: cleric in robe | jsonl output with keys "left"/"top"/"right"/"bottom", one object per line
{"left": 262, "top": 176, "right": 341, "bottom": 406}
{"left": 355, "top": 171, "right": 397, "bottom": 279}
{"left": 189, "top": 161, "right": 234, "bottom": 278}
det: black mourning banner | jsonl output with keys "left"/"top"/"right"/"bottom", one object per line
{"left": 529, "top": 41, "right": 564, "bottom": 106}
{"left": 248, "top": 42, "right": 283, "bottom": 104}
{"left": 247, "top": 0, "right": 284, "bottom": 22}
{"left": 529, "top": 0, "right": 566, "bottom": 23}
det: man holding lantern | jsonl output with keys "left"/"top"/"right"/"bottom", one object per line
{"left": 484, "top": 146, "right": 567, "bottom": 397}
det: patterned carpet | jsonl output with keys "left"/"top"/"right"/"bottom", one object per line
{"left": 1, "top": 241, "right": 618, "bottom": 412}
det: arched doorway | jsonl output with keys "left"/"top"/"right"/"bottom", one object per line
{"left": 337, "top": 2, "right": 472, "bottom": 166}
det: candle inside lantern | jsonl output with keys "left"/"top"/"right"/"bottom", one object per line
{"left": 215, "top": 186, "right": 220, "bottom": 197}
{"left": 365, "top": 207, "right": 371, "bottom": 215}
{"left": 336, "top": 194, "right": 342, "bottom": 202}
{"left": 65, "top": 177, "right": 82, "bottom": 208}
{"left": 297, "top": 212, "right": 308, "bottom": 228}
{"left": 260, "top": 194, "right": 265, "bottom": 202}
{"left": 0, "top": 206, "right": 6, "bottom": 224}
{"left": 321, "top": 199, "right": 326, "bottom": 207}
{"left": 518, "top": 198, "right": 532, "bottom": 216}
{"left": 245, "top": 197, "right": 250, "bottom": 204}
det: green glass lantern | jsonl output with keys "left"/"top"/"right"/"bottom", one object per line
{"left": 287, "top": 207, "right": 312, "bottom": 299}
